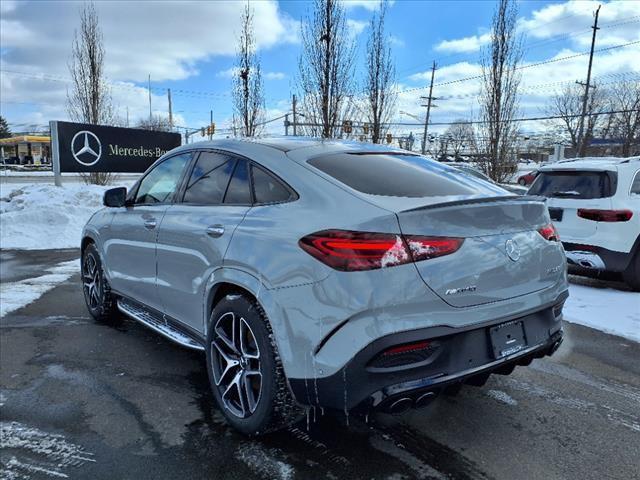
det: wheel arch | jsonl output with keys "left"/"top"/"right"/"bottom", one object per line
{"left": 81, "top": 235, "right": 96, "bottom": 256}
{"left": 203, "top": 268, "right": 295, "bottom": 377}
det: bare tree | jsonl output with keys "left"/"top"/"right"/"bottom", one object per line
{"left": 478, "top": 0, "right": 522, "bottom": 182}
{"left": 364, "top": 1, "right": 396, "bottom": 144}
{"left": 67, "top": 2, "right": 114, "bottom": 185}
{"left": 609, "top": 79, "right": 640, "bottom": 156}
{"left": 546, "top": 82, "right": 610, "bottom": 155}
{"left": 427, "top": 133, "right": 450, "bottom": 161}
{"left": 232, "top": 3, "right": 264, "bottom": 137}
{"left": 298, "top": 0, "right": 356, "bottom": 138}
{"left": 136, "top": 115, "right": 172, "bottom": 132}
{"left": 445, "top": 120, "right": 476, "bottom": 159}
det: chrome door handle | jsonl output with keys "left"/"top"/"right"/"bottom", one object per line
{"left": 144, "top": 219, "right": 157, "bottom": 230}
{"left": 206, "top": 225, "right": 225, "bottom": 238}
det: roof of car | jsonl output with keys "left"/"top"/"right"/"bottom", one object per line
{"left": 177, "top": 136, "right": 409, "bottom": 155}
{"left": 539, "top": 156, "right": 639, "bottom": 172}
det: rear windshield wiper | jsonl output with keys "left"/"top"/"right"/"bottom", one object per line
{"left": 550, "top": 190, "right": 581, "bottom": 197}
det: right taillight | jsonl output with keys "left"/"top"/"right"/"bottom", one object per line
{"left": 577, "top": 209, "right": 633, "bottom": 222}
{"left": 538, "top": 223, "right": 560, "bottom": 241}
{"left": 298, "top": 229, "right": 463, "bottom": 272}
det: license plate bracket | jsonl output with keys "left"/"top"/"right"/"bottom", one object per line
{"left": 489, "top": 320, "right": 527, "bottom": 359}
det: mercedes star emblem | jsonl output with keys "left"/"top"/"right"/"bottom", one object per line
{"left": 71, "top": 130, "right": 102, "bottom": 166}
{"left": 505, "top": 239, "right": 521, "bottom": 262}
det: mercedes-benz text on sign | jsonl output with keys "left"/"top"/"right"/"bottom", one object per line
{"left": 53, "top": 121, "right": 181, "bottom": 173}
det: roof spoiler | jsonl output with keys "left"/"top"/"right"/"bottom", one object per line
{"left": 400, "top": 195, "right": 546, "bottom": 213}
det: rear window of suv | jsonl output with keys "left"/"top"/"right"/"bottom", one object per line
{"left": 307, "top": 153, "right": 499, "bottom": 197}
{"left": 528, "top": 170, "right": 616, "bottom": 199}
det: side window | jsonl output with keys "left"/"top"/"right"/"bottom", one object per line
{"left": 631, "top": 170, "right": 640, "bottom": 196}
{"left": 251, "top": 165, "right": 293, "bottom": 204}
{"left": 134, "top": 153, "right": 191, "bottom": 205}
{"left": 183, "top": 152, "right": 236, "bottom": 204}
{"left": 224, "top": 159, "right": 252, "bottom": 204}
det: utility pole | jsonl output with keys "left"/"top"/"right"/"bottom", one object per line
{"left": 576, "top": 4, "right": 601, "bottom": 157}
{"left": 148, "top": 74, "right": 152, "bottom": 123}
{"left": 209, "top": 110, "right": 213, "bottom": 140}
{"left": 420, "top": 61, "right": 438, "bottom": 155}
{"left": 284, "top": 114, "right": 290, "bottom": 136}
{"left": 167, "top": 89, "right": 173, "bottom": 130}
{"left": 292, "top": 94, "right": 298, "bottom": 136}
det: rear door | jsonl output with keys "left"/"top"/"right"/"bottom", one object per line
{"left": 156, "top": 151, "right": 252, "bottom": 332}
{"left": 105, "top": 152, "right": 192, "bottom": 310}
{"left": 528, "top": 169, "right": 615, "bottom": 240}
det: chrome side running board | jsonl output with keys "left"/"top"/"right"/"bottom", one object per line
{"left": 117, "top": 299, "right": 205, "bottom": 351}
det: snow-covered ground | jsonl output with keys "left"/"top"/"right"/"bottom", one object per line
{"left": 563, "top": 277, "right": 639, "bottom": 342}
{"left": 0, "top": 260, "right": 79, "bottom": 317}
{"left": 0, "top": 182, "right": 132, "bottom": 250}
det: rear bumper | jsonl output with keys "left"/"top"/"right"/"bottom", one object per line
{"left": 289, "top": 291, "right": 567, "bottom": 411}
{"left": 563, "top": 242, "right": 633, "bottom": 273}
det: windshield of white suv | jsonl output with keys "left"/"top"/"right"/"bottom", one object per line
{"left": 528, "top": 171, "right": 615, "bottom": 199}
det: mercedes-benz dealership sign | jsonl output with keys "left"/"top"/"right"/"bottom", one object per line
{"left": 50, "top": 120, "right": 181, "bottom": 173}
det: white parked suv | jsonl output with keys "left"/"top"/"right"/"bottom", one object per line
{"left": 528, "top": 157, "right": 640, "bottom": 290}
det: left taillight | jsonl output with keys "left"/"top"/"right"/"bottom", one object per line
{"left": 298, "top": 229, "right": 463, "bottom": 272}
{"left": 538, "top": 223, "right": 560, "bottom": 241}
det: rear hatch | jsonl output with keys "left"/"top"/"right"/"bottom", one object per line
{"left": 396, "top": 197, "right": 562, "bottom": 307}
{"left": 527, "top": 169, "right": 616, "bottom": 240}
{"left": 302, "top": 151, "right": 563, "bottom": 307}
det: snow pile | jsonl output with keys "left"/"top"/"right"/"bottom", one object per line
{"left": 564, "top": 281, "right": 640, "bottom": 342}
{"left": 0, "top": 184, "right": 114, "bottom": 250}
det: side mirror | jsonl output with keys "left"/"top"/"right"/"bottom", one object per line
{"left": 103, "top": 187, "right": 127, "bottom": 207}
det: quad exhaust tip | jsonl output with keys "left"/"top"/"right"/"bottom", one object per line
{"left": 414, "top": 391, "right": 437, "bottom": 409}
{"left": 387, "top": 397, "right": 413, "bottom": 415}
{"left": 383, "top": 391, "right": 439, "bottom": 414}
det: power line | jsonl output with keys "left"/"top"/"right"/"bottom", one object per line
{"left": 397, "top": 15, "right": 640, "bottom": 78}
{"left": 397, "top": 40, "right": 640, "bottom": 94}
{"left": 381, "top": 109, "right": 639, "bottom": 127}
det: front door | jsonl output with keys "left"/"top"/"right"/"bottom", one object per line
{"left": 104, "top": 152, "right": 192, "bottom": 310}
{"left": 156, "top": 152, "right": 252, "bottom": 332}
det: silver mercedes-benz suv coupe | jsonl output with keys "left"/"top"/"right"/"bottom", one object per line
{"left": 82, "top": 138, "right": 568, "bottom": 435}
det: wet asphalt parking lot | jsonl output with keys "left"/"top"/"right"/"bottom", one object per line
{"left": 1, "top": 249, "right": 639, "bottom": 480}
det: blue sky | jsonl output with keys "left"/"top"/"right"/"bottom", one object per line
{"left": 1, "top": 0, "right": 638, "bottom": 137}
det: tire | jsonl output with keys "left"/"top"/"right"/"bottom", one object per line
{"left": 82, "top": 243, "right": 117, "bottom": 322}
{"left": 623, "top": 251, "right": 640, "bottom": 292}
{"left": 518, "top": 178, "right": 526, "bottom": 186}
{"left": 206, "top": 293, "right": 300, "bottom": 435}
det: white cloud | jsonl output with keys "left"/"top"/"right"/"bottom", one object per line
{"left": 0, "top": 1, "right": 297, "bottom": 130}
{"left": 395, "top": 0, "right": 640, "bottom": 137}
{"left": 434, "top": 32, "right": 492, "bottom": 53}
{"left": 346, "top": 19, "right": 368, "bottom": 37}
{"left": 519, "top": 0, "right": 640, "bottom": 48}
{"left": 216, "top": 67, "right": 240, "bottom": 79}
{"left": 341, "top": 0, "right": 394, "bottom": 11}
{"left": 265, "top": 72, "right": 286, "bottom": 80}
{"left": 389, "top": 35, "right": 405, "bottom": 48}
{"left": 0, "top": 1, "right": 298, "bottom": 83}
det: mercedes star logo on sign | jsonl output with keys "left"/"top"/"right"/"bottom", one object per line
{"left": 505, "top": 239, "right": 521, "bottom": 262}
{"left": 71, "top": 130, "right": 102, "bottom": 166}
